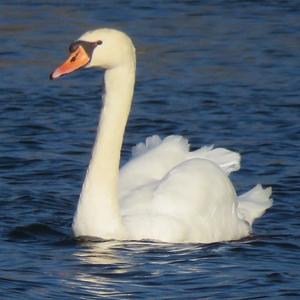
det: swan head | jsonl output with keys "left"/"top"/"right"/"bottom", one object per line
{"left": 50, "top": 28, "right": 135, "bottom": 80}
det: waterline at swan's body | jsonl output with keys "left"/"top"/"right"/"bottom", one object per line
{"left": 51, "top": 28, "right": 272, "bottom": 243}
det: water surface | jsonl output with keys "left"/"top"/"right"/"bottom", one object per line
{"left": 0, "top": 1, "right": 299, "bottom": 299}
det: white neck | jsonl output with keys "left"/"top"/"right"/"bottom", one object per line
{"left": 72, "top": 59, "right": 135, "bottom": 239}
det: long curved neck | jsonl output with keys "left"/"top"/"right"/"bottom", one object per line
{"left": 73, "top": 59, "right": 135, "bottom": 239}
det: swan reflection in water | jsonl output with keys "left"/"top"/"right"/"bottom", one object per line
{"left": 71, "top": 239, "right": 174, "bottom": 297}
{"left": 71, "top": 239, "right": 128, "bottom": 297}
{"left": 69, "top": 239, "right": 232, "bottom": 297}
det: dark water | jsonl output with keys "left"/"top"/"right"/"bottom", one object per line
{"left": 1, "top": 1, "right": 299, "bottom": 299}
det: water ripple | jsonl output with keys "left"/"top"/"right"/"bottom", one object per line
{"left": 0, "top": 0, "right": 299, "bottom": 298}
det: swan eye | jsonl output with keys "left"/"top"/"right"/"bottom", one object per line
{"left": 96, "top": 40, "right": 103, "bottom": 45}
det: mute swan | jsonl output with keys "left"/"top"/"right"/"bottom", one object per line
{"left": 50, "top": 28, "right": 272, "bottom": 243}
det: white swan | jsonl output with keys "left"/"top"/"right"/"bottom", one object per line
{"left": 50, "top": 28, "right": 272, "bottom": 243}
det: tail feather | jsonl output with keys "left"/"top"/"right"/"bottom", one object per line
{"left": 238, "top": 184, "right": 273, "bottom": 226}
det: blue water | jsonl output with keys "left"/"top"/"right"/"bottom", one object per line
{"left": 1, "top": 1, "right": 299, "bottom": 299}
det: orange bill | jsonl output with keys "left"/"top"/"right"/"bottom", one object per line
{"left": 50, "top": 45, "right": 90, "bottom": 80}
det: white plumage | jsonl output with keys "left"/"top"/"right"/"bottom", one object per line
{"left": 120, "top": 135, "right": 271, "bottom": 243}
{"left": 51, "top": 28, "right": 272, "bottom": 243}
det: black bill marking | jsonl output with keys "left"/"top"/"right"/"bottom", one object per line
{"left": 68, "top": 40, "right": 102, "bottom": 58}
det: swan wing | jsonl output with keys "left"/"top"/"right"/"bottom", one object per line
{"left": 119, "top": 135, "right": 188, "bottom": 198}
{"left": 119, "top": 135, "right": 240, "bottom": 198}
{"left": 121, "top": 158, "right": 250, "bottom": 243}
{"left": 187, "top": 146, "right": 240, "bottom": 174}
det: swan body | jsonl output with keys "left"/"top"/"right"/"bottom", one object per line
{"left": 51, "top": 28, "right": 272, "bottom": 243}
